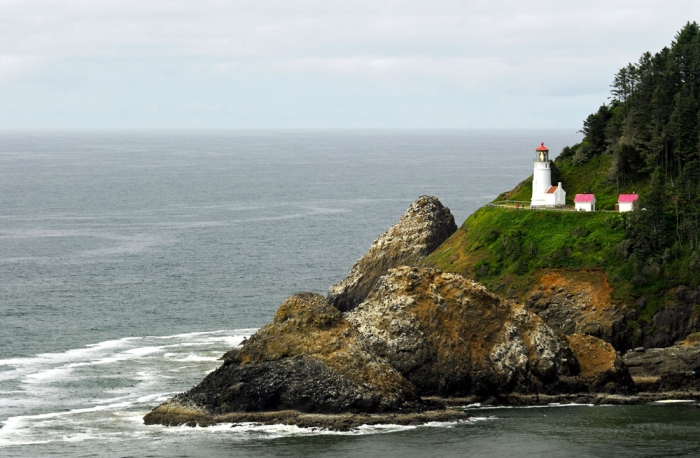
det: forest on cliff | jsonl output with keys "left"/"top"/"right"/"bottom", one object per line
{"left": 428, "top": 23, "right": 700, "bottom": 348}
{"left": 560, "top": 21, "right": 700, "bottom": 295}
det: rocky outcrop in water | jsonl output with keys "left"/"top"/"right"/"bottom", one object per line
{"left": 566, "top": 334, "right": 633, "bottom": 392}
{"left": 346, "top": 266, "right": 580, "bottom": 396}
{"left": 144, "top": 293, "right": 466, "bottom": 427}
{"left": 145, "top": 267, "right": 640, "bottom": 429}
{"left": 328, "top": 196, "right": 457, "bottom": 312}
{"left": 623, "top": 333, "right": 700, "bottom": 391}
{"left": 145, "top": 193, "right": 687, "bottom": 430}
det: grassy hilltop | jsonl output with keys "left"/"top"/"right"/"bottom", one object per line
{"left": 427, "top": 23, "right": 700, "bottom": 345}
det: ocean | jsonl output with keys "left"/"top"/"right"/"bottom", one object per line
{"left": 1, "top": 130, "right": 699, "bottom": 457}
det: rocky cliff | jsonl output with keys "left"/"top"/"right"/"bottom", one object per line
{"left": 346, "top": 266, "right": 580, "bottom": 396}
{"left": 328, "top": 196, "right": 457, "bottom": 312}
{"left": 525, "top": 271, "right": 632, "bottom": 349}
{"left": 144, "top": 293, "right": 445, "bottom": 427}
{"left": 638, "top": 287, "right": 700, "bottom": 349}
{"left": 527, "top": 275, "right": 700, "bottom": 351}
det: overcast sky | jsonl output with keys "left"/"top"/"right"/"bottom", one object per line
{"left": 1, "top": 0, "right": 699, "bottom": 129}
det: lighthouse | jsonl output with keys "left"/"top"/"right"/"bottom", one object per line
{"left": 531, "top": 142, "right": 565, "bottom": 207}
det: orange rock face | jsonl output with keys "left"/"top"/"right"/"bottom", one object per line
{"left": 526, "top": 270, "right": 630, "bottom": 348}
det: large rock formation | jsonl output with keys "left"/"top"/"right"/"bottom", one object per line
{"left": 623, "top": 333, "right": 700, "bottom": 391}
{"left": 328, "top": 196, "right": 457, "bottom": 312}
{"left": 346, "top": 266, "right": 580, "bottom": 396}
{"left": 144, "top": 293, "right": 458, "bottom": 427}
{"left": 525, "top": 273, "right": 700, "bottom": 351}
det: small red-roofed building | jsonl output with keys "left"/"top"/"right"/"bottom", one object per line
{"left": 544, "top": 182, "right": 566, "bottom": 207}
{"left": 574, "top": 194, "right": 596, "bottom": 212}
{"left": 617, "top": 194, "right": 639, "bottom": 212}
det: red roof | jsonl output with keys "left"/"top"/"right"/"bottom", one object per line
{"left": 618, "top": 194, "right": 639, "bottom": 203}
{"left": 575, "top": 194, "right": 595, "bottom": 203}
{"left": 545, "top": 186, "right": 558, "bottom": 194}
{"left": 536, "top": 142, "right": 549, "bottom": 151}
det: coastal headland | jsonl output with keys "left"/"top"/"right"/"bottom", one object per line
{"left": 145, "top": 195, "right": 699, "bottom": 430}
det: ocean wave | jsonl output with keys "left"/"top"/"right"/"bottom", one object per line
{"left": 0, "top": 329, "right": 256, "bottom": 447}
{"left": 0, "top": 328, "right": 496, "bottom": 448}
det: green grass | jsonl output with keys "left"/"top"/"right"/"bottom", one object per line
{"left": 426, "top": 206, "right": 628, "bottom": 299}
{"left": 427, "top": 147, "right": 700, "bottom": 346}
{"left": 496, "top": 153, "right": 649, "bottom": 210}
{"left": 426, "top": 193, "right": 696, "bottom": 340}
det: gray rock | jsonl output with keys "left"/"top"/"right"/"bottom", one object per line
{"left": 346, "top": 266, "right": 579, "bottom": 397}
{"left": 624, "top": 340, "right": 700, "bottom": 379}
{"left": 328, "top": 196, "right": 457, "bottom": 312}
{"left": 641, "top": 299, "right": 700, "bottom": 348}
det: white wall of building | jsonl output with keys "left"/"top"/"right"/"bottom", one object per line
{"left": 544, "top": 183, "right": 566, "bottom": 207}
{"left": 531, "top": 161, "right": 552, "bottom": 206}
{"left": 553, "top": 183, "right": 566, "bottom": 206}
{"left": 618, "top": 202, "right": 634, "bottom": 212}
{"left": 575, "top": 202, "right": 594, "bottom": 211}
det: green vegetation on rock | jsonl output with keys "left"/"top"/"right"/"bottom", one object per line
{"left": 428, "top": 22, "right": 700, "bottom": 348}
{"left": 426, "top": 206, "right": 628, "bottom": 301}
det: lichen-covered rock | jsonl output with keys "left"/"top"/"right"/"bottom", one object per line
{"left": 328, "top": 196, "right": 457, "bottom": 312}
{"left": 566, "top": 334, "right": 633, "bottom": 392}
{"left": 145, "top": 293, "right": 428, "bottom": 427}
{"left": 345, "top": 266, "right": 579, "bottom": 396}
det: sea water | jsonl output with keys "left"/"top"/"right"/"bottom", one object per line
{"left": 1, "top": 130, "right": 699, "bottom": 457}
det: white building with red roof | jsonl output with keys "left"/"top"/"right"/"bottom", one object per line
{"left": 544, "top": 182, "right": 566, "bottom": 207}
{"left": 574, "top": 194, "right": 596, "bottom": 212}
{"left": 617, "top": 194, "right": 639, "bottom": 212}
{"left": 531, "top": 143, "right": 566, "bottom": 207}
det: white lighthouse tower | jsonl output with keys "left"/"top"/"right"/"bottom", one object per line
{"left": 531, "top": 142, "right": 566, "bottom": 208}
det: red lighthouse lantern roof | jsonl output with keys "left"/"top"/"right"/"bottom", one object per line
{"left": 536, "top": 142, "right": 549, "bottom": 151}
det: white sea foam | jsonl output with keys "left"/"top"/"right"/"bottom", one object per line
{"left": 205, "top": 417, "right": 490, "bottom": 439}
{"left": 171, "top": 354, "right": 219, "bottom": 362}
{"left": 12, "top": 325, "right": 442, "bottom": 447}
{"left": 61, "top": 433, "right": 99, "bottom": 442}
{"left": 0, "top": 337, "right": 137, "bottom": 367}
{"left": 654, "top": 399, "right": 696, "bottom": 404}
{"left": 546, "top": 403, "right": 596, "bottom": 408}
{"left": 0, "top": 329, "right": 257, "bottom": 447}
{"left": 151, "top": 329, "right": 256, "bottom": 340}
{"left": 464, "top": 405, "right": 515, "bottom": 410}
{"left": 135, "top": 392, "right": 178, "bottom": 403}
{"left": 23, "top": 367, "right": 75, "bottom": 384}
{"left": 519, "top": 403, "right": 598, "bottom": 409}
